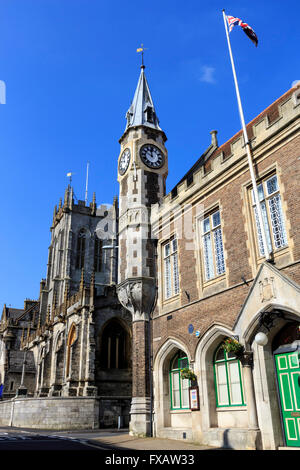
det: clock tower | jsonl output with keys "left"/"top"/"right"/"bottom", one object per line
{"left": 116, "top": 64, "right": 168, "bottom": 436}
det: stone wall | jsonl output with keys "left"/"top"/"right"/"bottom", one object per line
{"left": 0, "top": 397, "right": 99, "bottom": 429}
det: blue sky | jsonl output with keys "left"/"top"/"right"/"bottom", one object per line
{"left": 0, "top": 0, "right": 299, "bottom": 308}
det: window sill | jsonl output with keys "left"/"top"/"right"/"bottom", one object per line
{"left": 162, "top": 293, "right": 180, "bottom": 305}
{"left": 170, "top": 409, "right": 191, "bottom": 414}
{"left": 216, "top": 406, "right": 247, "bottom": 411}
{"left": 202, "top": 273, "right": 226, "bottom": 289}
{"left": 256, "top": 245, "right": 289, "bottom": 262}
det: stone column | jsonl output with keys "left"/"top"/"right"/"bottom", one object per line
{"left": 241, "top": 352, "right": 259, "bottom": 430}
{"left": 117, "top": 277, "right": 155, "bottom": 436}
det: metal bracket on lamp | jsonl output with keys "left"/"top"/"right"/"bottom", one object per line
{"left": 258, "top": 309, "right": 285, "bottom": 332}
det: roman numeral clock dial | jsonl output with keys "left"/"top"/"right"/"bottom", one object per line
{"left": 119, "top": 148, "right": 131, "bottom": 175}
{"left": 140, "top": 144, "right": 164, "bottom": 169}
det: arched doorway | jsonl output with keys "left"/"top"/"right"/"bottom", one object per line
{"left": 273, "top": 322, "right": 300, "bottom": 448}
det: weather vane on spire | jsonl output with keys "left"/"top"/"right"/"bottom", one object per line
{"left": 136, "top": 43, "right": 148, "bottom": 68}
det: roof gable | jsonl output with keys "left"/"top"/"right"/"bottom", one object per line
{"left": 234, "top": 262, "right": 300, "bottom": 342}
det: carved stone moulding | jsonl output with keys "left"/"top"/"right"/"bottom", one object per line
{"left": 116, "top": 277, "right": 156, "bottom": 322}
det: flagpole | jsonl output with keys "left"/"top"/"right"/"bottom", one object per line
{"left": 85, "top": 161, "right": 90, "bottom": 205}
{"left": 222, "top": 9, "right": 271, "bottom": 261}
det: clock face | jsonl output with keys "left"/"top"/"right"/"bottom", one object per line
{"left": 140, "top": 144, "right": 164, "bottom": 169}
{"left": 119, "top": 148, "right": 131, "bottom": 175}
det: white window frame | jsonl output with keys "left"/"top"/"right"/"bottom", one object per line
{"left": 251, "top": 174, "right": 288, "bottom": 257}
{"left": 163, "top": 237, "right": 180, "bottom": 300}
{"left": 201, "top": 210, "right": 225, "bottom": 282}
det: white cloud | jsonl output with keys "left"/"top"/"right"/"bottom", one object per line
{"left": 200, "top": 66, "right": 216, "bottom": 84}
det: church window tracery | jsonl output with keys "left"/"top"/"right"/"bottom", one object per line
{"left": 100, "top": 320, "right": 130, "bottom": 369}
{"left": 76, "top": 229, "right": 86, "bottom": 270}
{"left": 94, "top": 237, "right": 103, "bottom": 272}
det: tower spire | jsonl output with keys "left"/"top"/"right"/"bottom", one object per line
{"left": 125, "top": 64, "right": 162, "bottom": 133}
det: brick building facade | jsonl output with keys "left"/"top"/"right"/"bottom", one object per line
{"left": 116, "top": 67, "right": 300, "bottom": 449}
{"left": 147, "top": 81, "right": 300, "bottom": 449}
{"left": 0, "top": 65, "right": 299, "bottom": 449}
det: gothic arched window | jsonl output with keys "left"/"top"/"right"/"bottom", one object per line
{"left": 76, "top": 229, "right": 86, "bottom": 269}
{"left": 94, "top": 237, "right": 103, "bottom": 272}
{"left": 169, "top": 350, "right": 190, "bottom": 410}
{"left": 213, "top": 342, "right": 246, "bottom": 407}
{"left": 100, "top": 320, "right": 130, "bottom": 369}
{"left": 56, "top": 231, "right": 64, "bottom": 277}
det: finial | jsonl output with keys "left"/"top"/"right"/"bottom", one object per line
{"left": 64, "top": 185, "right": 70, "bottom": 207}
{"left": 69, "top": 186, "right": 74, "bottom": 209}
{"left": 53, "top": 204, "right": 57, "bottom": 223}
{"left": 46, "top": 304, "right": 51, "bottom": 325}
{"left": 91, "top": 191, "right": 97, "bottom": 216}
{"left": 37, "top": 311, "right": 41, "bottom": 331}
{"left": 52, "top": 291, "right": 57, "bottom": 313}
{"left": 58, "top": 198, "right": 62, "bottom": 210}
{"left": 90, "top": 271, "right": 95, "bottom": 305}
{"left": 64, "top": 282, "right": 69, "bottom": 303}
{"left": 137, "top": 43, "right": 148, "bottom": 69}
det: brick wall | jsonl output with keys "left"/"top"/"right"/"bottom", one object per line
{"left": 152, "top": 120, "right": 300, "bottom": 362}
{"left": 132, "top": 321, "right": 150, "bottom": 397}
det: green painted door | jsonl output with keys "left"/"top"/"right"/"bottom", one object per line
{"left": 274, "top": 350, "right": 300, "bottom": 447}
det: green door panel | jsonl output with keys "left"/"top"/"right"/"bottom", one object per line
{"left": 275, "top": 351, "right": 300, "bottom": 447}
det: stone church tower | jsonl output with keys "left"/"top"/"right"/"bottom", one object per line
{"left": 116, "top": 64, "right": 168, "bottom": 435}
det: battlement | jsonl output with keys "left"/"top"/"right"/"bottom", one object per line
{"left": 51, "top": 187, "right": 118, "bottom": 230}
{"left": 51, "top": 187, "right": 98, "bottom": 228}
{"left": 152, "top": 84, "right": 300, "bottom": 224}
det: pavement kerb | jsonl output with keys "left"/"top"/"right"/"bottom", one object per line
{"left": 90, "top": 433, "right": 219, "bottom": 451}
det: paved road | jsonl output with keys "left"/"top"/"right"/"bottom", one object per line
{"left": 0, "top": 430, "right": 109, "bottom": 451}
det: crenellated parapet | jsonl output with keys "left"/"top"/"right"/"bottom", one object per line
{"left": 151, "top": 84, "right": 300, "bottom": 231}
{"left": 51, "top": 186, "right": 103, "bottom": 229}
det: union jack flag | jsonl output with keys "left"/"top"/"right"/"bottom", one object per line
{"left": 227, "top": 15, "right": 258, "bottom": 47}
